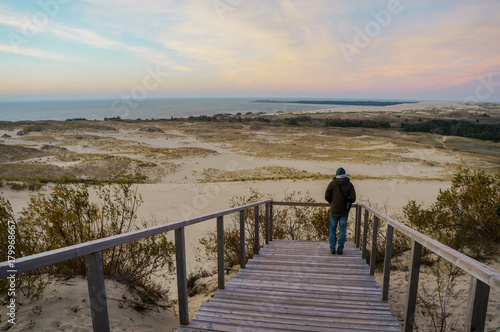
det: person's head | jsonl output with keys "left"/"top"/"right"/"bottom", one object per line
{"left": 336, "top": 167, "right": 346, "bottom": 176}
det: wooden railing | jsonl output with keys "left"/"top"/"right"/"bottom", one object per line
{"left": 273, "top": 201, "right": 500, "bottom": 332}
{"left": 0, "top": 199, "right": 273, "bottom": 332}
{"left": 2, "top": 199, "right": 499, "bottom": 332}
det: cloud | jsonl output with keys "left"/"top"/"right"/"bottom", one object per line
{"left": 0, "top": 12, "right": 24, "bottom": 29}
{"left": 51, "top": 25, "right": 122, "bottom": 50}
{"left": 49, "top": 24, "right": 187, "bottom": 70}
{"left": 0, "top": 43, "right": 74, "bottom": 61}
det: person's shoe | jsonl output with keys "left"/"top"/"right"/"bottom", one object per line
{"left": 330, "top": 249, "right": 335, "bottom": 254}
{"left": 337, "top": 250, "right": 343, "bottom": 255}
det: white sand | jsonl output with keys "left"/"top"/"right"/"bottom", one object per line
{"left": 293, "top": 101, "right": 462, "bottom": 114}
{"left": 1, "top": 104, "right": 499, "bottom": 331}
{"left": 0, "top": 277, "right": 178, "bottom": 331}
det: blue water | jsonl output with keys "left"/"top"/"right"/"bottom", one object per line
{"left": 0, "top": 98, "right": 347, "bottom": 122}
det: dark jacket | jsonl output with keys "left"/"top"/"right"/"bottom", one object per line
{"left": 325, "top": 176, "right": 356, "bottom": 215}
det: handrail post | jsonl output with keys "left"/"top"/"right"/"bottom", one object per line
{"left": 269, "top": 202, "right": 273, "bottom": 241}
{"left": 404, "top": 240, "right": 422, "bottom": 332}
{"left": 175, "top": 227, "right": 189, "bottom": 325}
{"left": 355, "top": 205, "right": 361, "bottom": 247}
{"left": 382, "top": 224, "right": 394, "bottom": 301}
{"left": 465, "top": 276, "right": 490, "bottom": 332}
{"left": 369, "top": 215, "right": 379, "bottom": 275}
{"left": 362, "top": 209, "right": 369, "bottom": 259}
{"left": 254, "top": 206, "right": 260, "bottom": 255}
{"left": 239, "top": 210, "right": 246, "bottom": 268}
{"left": 265, "top": 202, "right": 270, "bottom": 245}
{"left": 217, "top": 216, "right": 225, "bottom": 289}
{"left": 85, "top": 251, "right": 110, "bottom": 332}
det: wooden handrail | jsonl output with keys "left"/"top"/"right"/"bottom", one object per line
{"left": 0, "top": 199, "right": 273, "bottom": 331}
{"left": 273, "top": 200, "right": 500, "bottom": 332}
{"left": 355, "top": 202, "right": 500, "bottom": 290}
{"left": 2, "top": 198, "right": 498, "bottom": 332}
{"left": 0, "top": 199, "right": 273, "bottom": 278}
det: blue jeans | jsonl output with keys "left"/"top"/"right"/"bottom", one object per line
{"left": 329, "top": 213, "right": 348, "bottom": 252}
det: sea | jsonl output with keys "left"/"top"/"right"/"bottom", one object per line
{"left": 0, "top": 98, "right": 349, "bottom": 122}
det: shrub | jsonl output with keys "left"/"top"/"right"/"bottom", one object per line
{"left": 325, "top": 118, "right": 391, "bottom": 128}
{"left": 403, "top": 168, "right": 500, "bottom": 259}
{"left": 0, "top": 182, "right": 175, "bottom": 303}
{"left": 401, "top": 119, "right": 500, "bottom": 142}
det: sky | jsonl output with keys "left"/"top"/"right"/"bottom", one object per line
{"left": 0, "top": 0, "right": 500, "bottom": 102}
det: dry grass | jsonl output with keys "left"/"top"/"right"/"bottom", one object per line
{"left": 143, "top": 147, "right": 218, "bottom": 159}
{"left": 0, "top": 144, "right": 48, "bottom": 162}
{"left": 2, "top": 107, "right": 498, "bottom": 189}
{"left": 201, "top": 166, "right": 331, "bottom": 183}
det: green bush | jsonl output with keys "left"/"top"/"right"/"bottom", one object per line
{"left": 401, "top": 119, "right": 500, "bottom": 142}
{"left": 0, "top": 182, "right": 175, "bottom": 303}
{"left": 403, "top": 168, "right": 500, "bottom": 259}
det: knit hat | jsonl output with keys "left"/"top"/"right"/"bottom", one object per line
{"left": 336, "top": 167, "right": 346, "bottom": 176}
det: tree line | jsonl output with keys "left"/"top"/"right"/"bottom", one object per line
{"left": 401, "top": 119, "right": 500, "bottom": 142}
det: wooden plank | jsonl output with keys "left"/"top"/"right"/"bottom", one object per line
{"left": 180, "top": 240, "right": 401, "bottom": 332}
{"left": 465, "top": 276, "right": 490, "bottom": 332}
{"left": 216, "top": 289, "right": 385, "bottom": 306}
{"left": 404, "top": 240, "right": 422, "bottom": 332}
{"left": 197, "top": 301, "right": 398, "bottom": 321}
{"left": 229, "top": 273, "right": 378, "bottom": 287}
{"left": 217, "top": 216, "right": 225, "bottom": 290}
{"left": 193, "top": 311, "right": 400, "bottom": 330}
{"left": 175, "top": 227, "right": 189, "bottom": 326}
{"left": 85, "top": 251, "right": 110, "bottom": 332}
{"left": 208, "top": 297, "right": 395, "bottom": 318}
{"left": 382, "top": 224, "right": 394, "bottom": 301}
{"left": 187, "top": 317, "right": 400, "bottom": 332}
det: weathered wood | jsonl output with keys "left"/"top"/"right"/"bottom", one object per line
{"left": 254, "top": 206, "right": 259, "bottom": 255}
{"left": 201, "top": 298, "right": 396, "bottom": 319}
{"left": 355, "top": 205, "right": 361, "bottom": 247}
{"left": 0, "top": 199, "right": 273, "bottom": 278}
{"left": 175, "top": 227, "right": 189, "bottom": 325}
{"left": 269, "top": 203, "right": 273, "bottom": 241}
{"left": 85, "top": 251, "right": 110, "bottom": 332}
{"left": 272, "top": 201, "right": 330, "bottom": 207}
{"left": 356, "top": 202, "right": 500, "bottom": 290}
{"left": 362, "top": 209, "right": 369, "bottom": 259}
{"left": 382, "top": 224, "right": 394, "bottom": 301}
{"left": 217, "top": 216, "right": 225, "bottom": 290}
{"left": 404, "top": 240, "right": 422, "bottom": 332}
{"left": 265, "top": 202, "right": 270, "bottom": 244}
{"left": 465, "top": 276, "right": 490, "bottom": 332}
{"left": 239, "top": 210, "right": 245, "bottom": 269}
{"left": 369, "top": 216, "right": 379, "bottom": 275}
{"left": 180, "top": 240, "right": 400, "bottom": 332}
